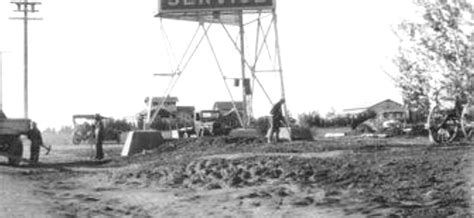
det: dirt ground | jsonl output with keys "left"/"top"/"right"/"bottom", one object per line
{"left": 0, "top": 167, "right": 51, "bottom": 217}
{"left": 1, "top": 136, "right": 473, "bottom": 217}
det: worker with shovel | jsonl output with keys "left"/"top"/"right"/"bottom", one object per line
{"left": 27, "top": 122, "right": 51, "bottom": 164}
{"left": 268, "top": 99, "right": 287, "bottom": 143}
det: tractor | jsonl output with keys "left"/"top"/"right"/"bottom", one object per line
{"left": 426, "top": 82, "right": 474, "bottom": 144}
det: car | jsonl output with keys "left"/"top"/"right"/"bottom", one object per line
{"left": 72, "top": 114, "right": 123, "bottom": 145}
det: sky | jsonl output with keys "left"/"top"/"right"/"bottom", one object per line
{"left": 0, "top": 0, "right": 419, "bottom": 130}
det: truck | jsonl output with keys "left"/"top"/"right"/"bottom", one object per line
{"left": 0, "top": 116, "right": 31, "bottom": 166}
{"left": 179, "top": 110, "right": 241, "bottom": 138}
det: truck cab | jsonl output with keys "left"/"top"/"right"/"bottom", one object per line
{"left": 194, "top": 110, "right": 220, "bottom": 136}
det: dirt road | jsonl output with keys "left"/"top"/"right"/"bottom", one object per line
{"left": 0, "top": 142, "right": 124, "bottom": 218}
{"left": 0, "top": 165, "right": 51, "bottom": 217}
{"left": 1, "top": 137, "right": 473, "bottom": 217}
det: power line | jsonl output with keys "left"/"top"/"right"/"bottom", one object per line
{"left": 9, "top": 0, "right": 42, "bottom": 119}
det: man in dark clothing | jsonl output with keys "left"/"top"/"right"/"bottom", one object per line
{"left": 268, "top": 99, "right": 286, "bottom": 143}
{"left": 27, "top": 122, "right": 43, "bottom": 163}
{"left": 93, "top": 114, "right": 105, "bottom": 160}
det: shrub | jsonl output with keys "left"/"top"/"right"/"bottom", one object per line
{"left": 298, "top": 112, "right": 352, "bottom": 128}
{"left": 298, "top": 111, "right": 323, "bottom": 128}
{"left": 106, "top": 119, "right": 135, "bottom": 132}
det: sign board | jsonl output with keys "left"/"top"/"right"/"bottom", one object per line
{"left": 159, "top": 0, "right": 275, "bottom": 13}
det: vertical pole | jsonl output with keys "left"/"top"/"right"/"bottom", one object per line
{"left": 146, "top": 96, "right": 153, "bottom": 130}
{"left": 11, "top": 0, "right": 40, "bottom": 118}
{"left": 23, "top": 0, "right": 29, "bottom": 118}
{"left": 273, "top": 10, "right": 289, "bottom": 121}
{"left": 239, "top": 10, "right": 248, "bottom": 128}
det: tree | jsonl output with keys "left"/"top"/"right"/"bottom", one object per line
{"left": 58, "top": 126, "right": 74, "bottom": 135}
{"left": 298, "top": 111, "right": 322, "bottom": 128}
{"left": 394, "top": 0, "right": 473, "bottom": 115}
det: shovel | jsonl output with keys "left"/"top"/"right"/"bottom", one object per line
{"left": 41, "top": 144, "right": 52, "bottom": 155}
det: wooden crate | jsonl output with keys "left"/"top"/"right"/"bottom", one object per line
{"left": 0, "top": 119, "right": 31, "bottom": 135}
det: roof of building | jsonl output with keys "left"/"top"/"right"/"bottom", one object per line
{"left": 343, "top": 99, "right": 404, "bottom": 114}
{"left": 213, "top": 101, "right": 244, "bottom": 111}
{"left": 144, "top": 96, "right": 179, "bottom": 104}
{"left": 367, "top": 99, "right": 403, "bottom": 111}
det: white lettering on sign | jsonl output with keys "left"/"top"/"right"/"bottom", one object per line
{"left": 184, "top": 0, "right": 195, "bottom": 5}
{"left": 167, "top": 0, "right": 270, "bottom": 6}
{"left": 168, "top": 0, "right": 179, "bottom": 6}
{"left": 161, "top": 0, "right": 274, "bottom": 12}
{"left": 198, "top": 0, "right": 211, "bottom": 5}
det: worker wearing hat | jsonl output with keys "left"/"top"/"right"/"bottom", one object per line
{"left": 93, "top": 114, "right": 105, "bottom": 160}
{"left": 268, "top": 99, "right": 287, "bottom": 143}
{"left": 27, "top": 121, "right": 43, "bottom": 164}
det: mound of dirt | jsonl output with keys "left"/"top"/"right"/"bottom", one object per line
{"left": 108, "top": 138, "right": 472, "bottom": 217}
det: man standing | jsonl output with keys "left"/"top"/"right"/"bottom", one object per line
{"left": 268, "top": 99, "right": 287, "bottom": 143}
{"left": 27, "top": 122, "right": 43, "bottom": 164}
{"left": 93, "top": 114, "right": 105, "bottom": 160}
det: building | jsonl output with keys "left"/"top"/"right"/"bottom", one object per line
{"left": 344, "top": 99, "right": 406, "bottom": 119}
{"left": 145, "top": 96, "right": 179, "bottom": 113}
{"left": 367, "top": 99, "right": 405, "bottom": 115}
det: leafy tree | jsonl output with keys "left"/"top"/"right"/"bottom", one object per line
{"left": 298, "top": 111, "right": 354, "bottom": 128}
{"left": 298, "top": 111, "right": 323, "bottom": 128}
{"left": 394, "top": 0, "right": 473, "bottom": 114}
{"left": 42, "top": 127, "right": 57, "bottom": 134}
{"left": 106, "top": 119, "right": 135, "bottom": 132}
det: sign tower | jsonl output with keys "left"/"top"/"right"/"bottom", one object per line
{"left": 152, "top": 0, "right": 287, "bottom": 128}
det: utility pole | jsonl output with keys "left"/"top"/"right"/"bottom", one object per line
{"left": 10, "top": 0, "right": 42, "bottom": 119}
{"left": 239, "top": 10, "right": 248, "bottom": 128}
{"left": 273, "top": 9, "right": 289, "bottom": 124}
